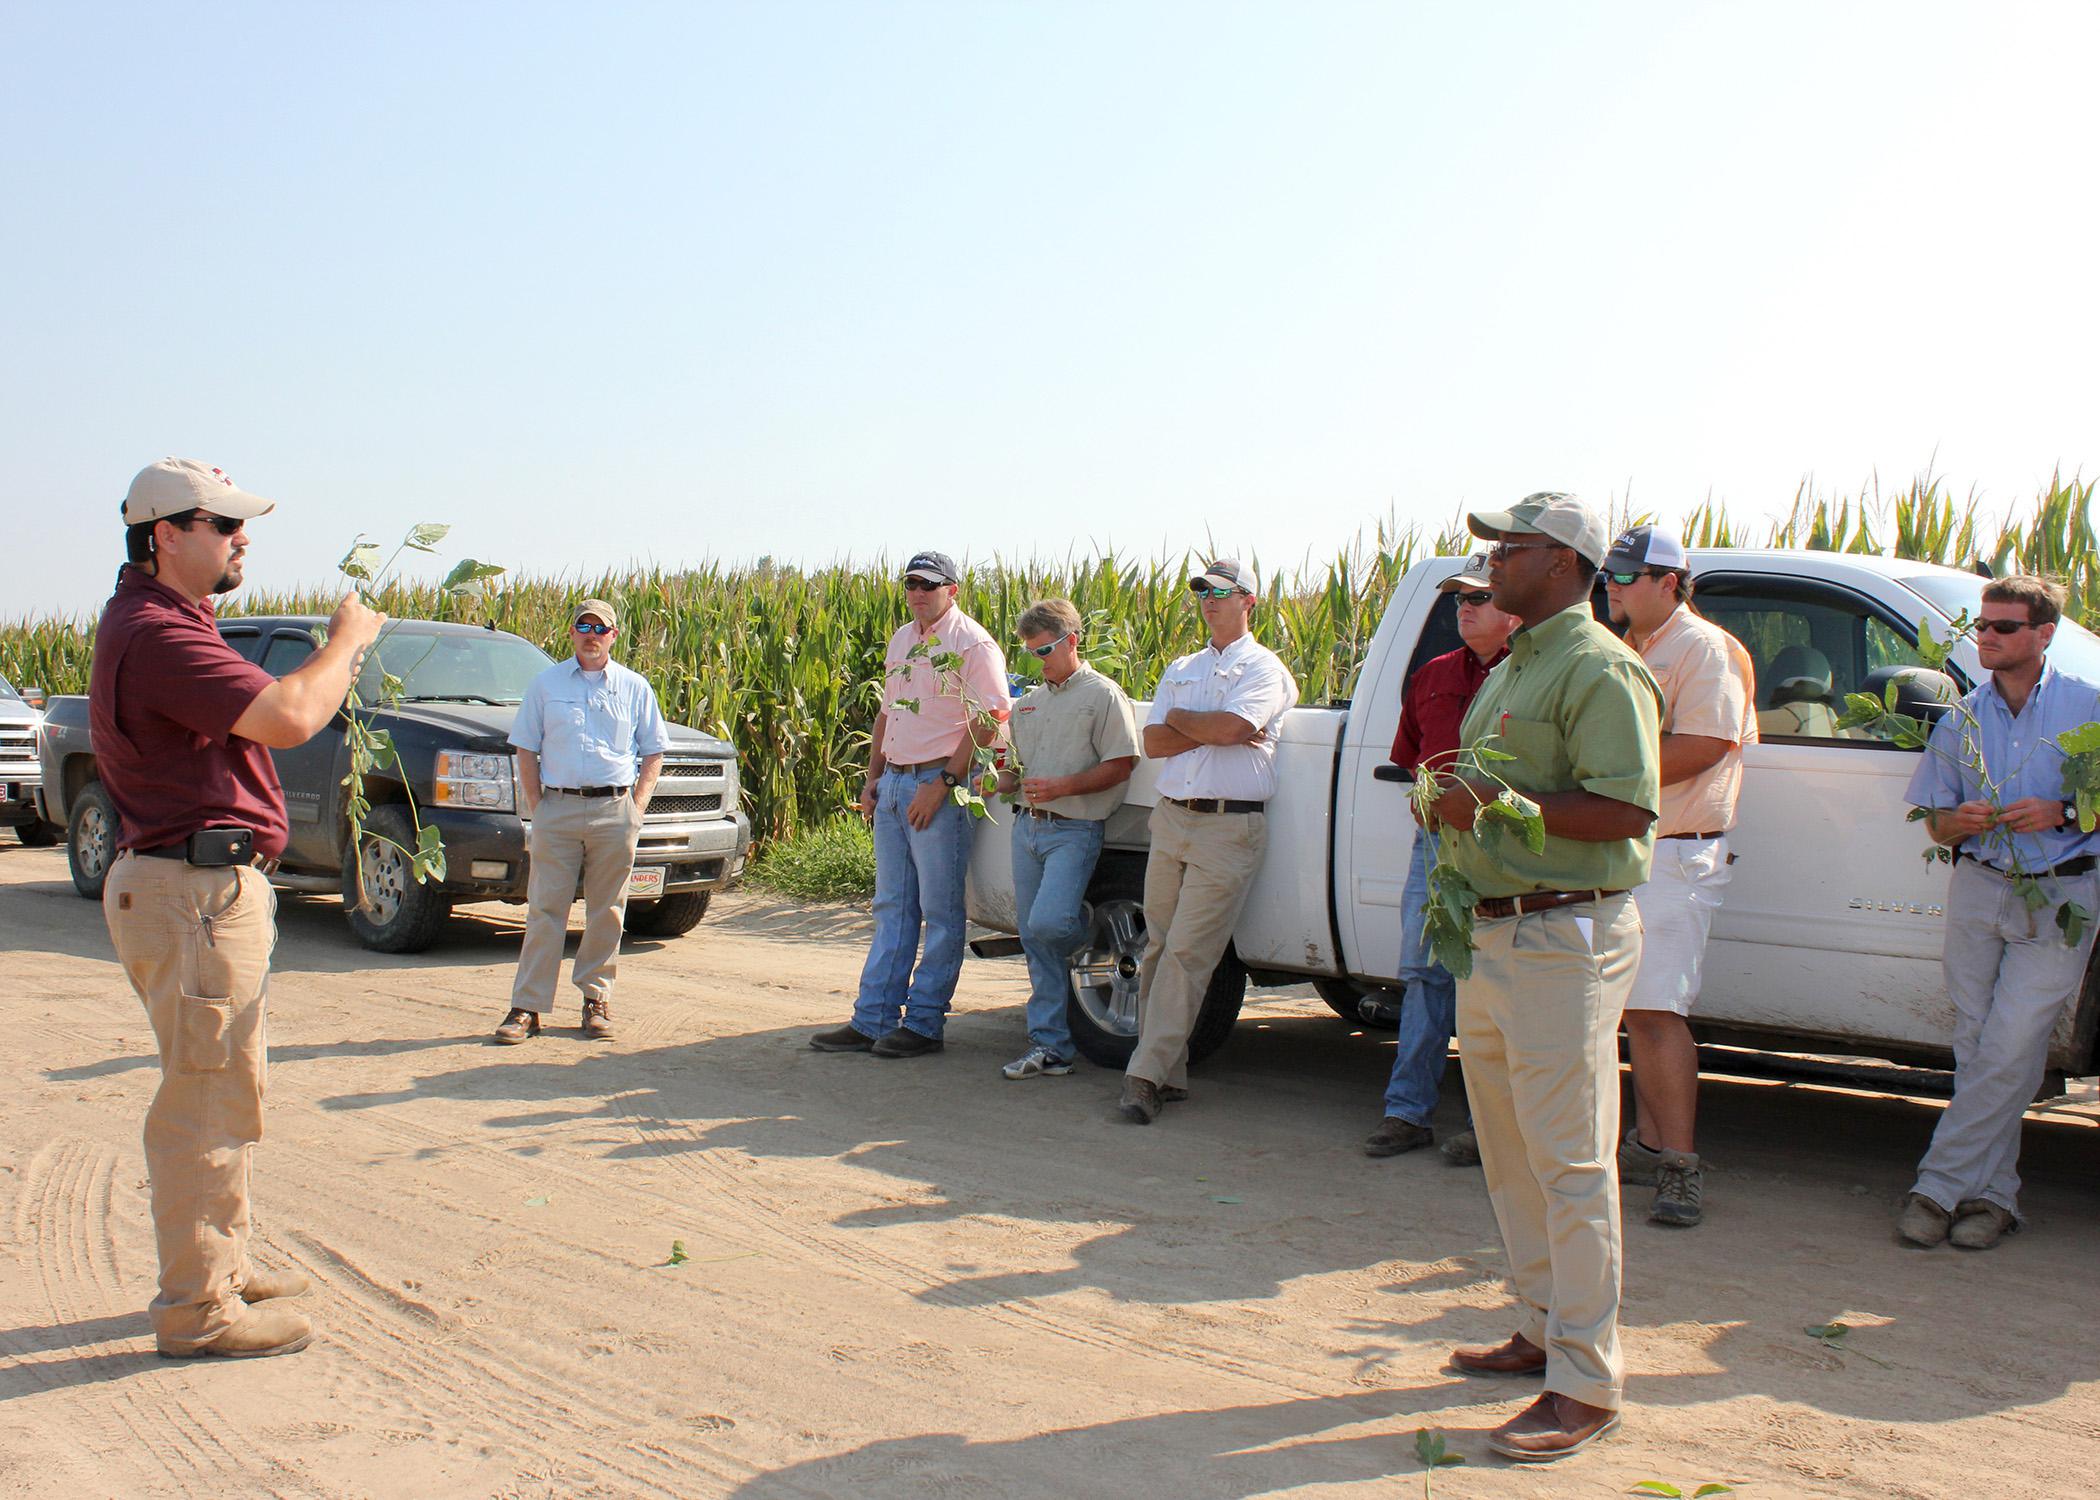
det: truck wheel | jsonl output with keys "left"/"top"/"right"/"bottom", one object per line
{"left": 624, "top": 890, "right": 711, "bottom": 937}
{"left": 17, "top": 818, "right": 59, "bottom": 848}
{"left": 1314, "top": 978, "right": 1401, "bottom": 1030}
{"left": 1064, "top": 860, "right": 1249, "bottom": 1070}
{"left": 341, "top": 805, "right": 451, "bottom": 953}
{"left": 66, "top": 781, "right": 118, "bottom": 898}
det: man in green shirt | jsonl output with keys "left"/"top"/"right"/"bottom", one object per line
{"left": 1427, "top": 491, "right": 1662, "bottom": 1464}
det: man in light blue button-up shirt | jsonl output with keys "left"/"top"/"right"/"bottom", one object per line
{"left": 497, "top": 598, "right": 674, "bottom": 1044}
{"left": 1899, "top": 575, "right": 2100, "bottom": 1249}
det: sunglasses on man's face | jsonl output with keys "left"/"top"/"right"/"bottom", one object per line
{"left": 572, "top": 620, "right": 615, "bottom": 636}
{"left": 1975, "top": 617, "right": 2037, "bottom": 635}
{"left": 1604, "top": 569, "right": 1663, "bottom": 587}
{"left": 903, "top": 578, "right": 948, "bottom": 592}
{"left": 1190, "top": 585, "right": 1246, "bottom": 600}
{"left": 174, "top": 512, "right": 244, "bottom": 537}
{"left": 1452, "top": 591, "right": 1493, "bottom": 608}
{"left": 1026, "top": 631, "right": 1072, "bottom": 659}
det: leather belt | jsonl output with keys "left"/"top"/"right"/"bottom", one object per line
{"left": 1019, "top": 806, "right": 1076, "bottom": 821}
{"left": 545, "top": 784, "right": 629, "bottom": 798}
{"left": 1473, "top": 888, "right": 1624, "bottom": 921}
{"left": 1974, "top": 854, "right": 2098, "bottom": 880}
{"left": 888, "top": 760, "right": 949, "bottom": 774}
{"left": 1164, "top": 796, "right": 1265, "bottom": 815}
{"left": 130, "top": 846, "right": 279, "bottom": 875}
{"left": 1659, "top": 830, "right": 1728, "bottom": 841}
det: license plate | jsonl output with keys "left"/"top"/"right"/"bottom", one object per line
{"left": 626, "top": 867, "right": 665, "bottom": 899}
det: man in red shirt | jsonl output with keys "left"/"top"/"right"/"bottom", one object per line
{"left": 1363, "top": 558, "right": 1519, "bottom": 1157}
{"left": 93, "top": 458, "right": 382, "bottom": 1360}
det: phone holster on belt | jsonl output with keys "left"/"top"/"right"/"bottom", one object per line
{"left": 186, "top": 828, "right": 255, "bottom": 867}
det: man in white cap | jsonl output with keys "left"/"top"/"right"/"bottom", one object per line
{"left": 1119, "top": 559, "right": 1298, "bottom": 1123}
{"left": 1603, "top": 525, "right": 1757, "bottom": 1229}
{"left": 1425, "top": 493, "right": 1661, "bottom": 1462}
{"left": 498, "top": 596, "right": 672, "bottom": 1043}
{"left": 94, "top": 458, "right": 384, "bottom": 1359}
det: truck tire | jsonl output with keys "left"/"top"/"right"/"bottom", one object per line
{"left": 341, "top": 804, "right": 451, "bottom": 953}
{"left": 66, "top": 781, "right": 118, "bottom": 899}
{"left": 1313, "top": 978, "right": 1401, "bottom": 1030}
{"left": 1065, "top": 859, "right": 1248, "bottom": 1070}
{"left": 17, "top": 818, "right": 59, "bottom": 848}
{"left": 624, "top": 890, "right": 711, "bottom": 937}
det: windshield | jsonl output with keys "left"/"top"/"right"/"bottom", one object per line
{"left": 356, "top": 630, "right": 553, "bottom": 706}
{"left": 0, "top": 674, "right": 18, "bottom": 701}
{"left": 1899, "top": 573, "right": 2100, "bottom": 684}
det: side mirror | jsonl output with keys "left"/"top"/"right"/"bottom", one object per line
{"left": 20, "top": 687, "right": 45, "bottom": 712}
{"left": 1861, "top": 665, "right": 1959, "bottom": 726}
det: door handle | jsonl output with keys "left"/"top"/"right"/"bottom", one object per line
{"left": 1371, "top": 764, "right": 1410, "bottom": 783}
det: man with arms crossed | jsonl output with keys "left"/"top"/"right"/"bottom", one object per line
{"left": 813, "top": 551, "right": 1009, "bottom": 1058}
{"left": 497, "top": 598, "right": 671, "bottom": 1043}
{"left": 1364, "top": 558, "right": 1518, "bottom": 1157}
{"left": 95, "top": 458, "right": 384, "bottom": 1359}
{"left": 1603, "top": 525, "right": 1757, "bottom": 1228}
{"left": 1899, "top": 574, "right": 2100, "bottom": 1249}
{"left": 997, "top": 598, "right": 1140, "bottom": 1079}
{"left": 1119, "top": 559, "right": 1298, "bottom": 1124}
{"left": 1428, "top": 493, "right": 1660, "bottom": 1462}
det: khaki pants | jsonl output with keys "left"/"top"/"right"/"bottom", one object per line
{"left": 1126, "top": 801, "right": 1266, "bottom": 1090}
{"left": 511, "top": 790, "right": 644, "bottom": 1012}
{"left": 1458, "top": 894, "right": 1641, "bottom": 1410}
{"left": 103, "top": 854, "right": 276, "bottom": 1350}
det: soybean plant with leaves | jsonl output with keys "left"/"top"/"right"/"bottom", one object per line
{"left": 1835, "top": 611, "right": 2100, "bottom": 946}
{"left": 885, "top": 634, "right": 1011, "bottom": 819}
{"left": 320, "top": 523, "right": 507, "bottom": 911}
{"left": 1410, "top": 734, "right": 1548, "bottom": 980}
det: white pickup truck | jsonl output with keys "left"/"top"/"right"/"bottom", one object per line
{"left": 966, "top": 550, "right": 2100, "bottom": 1076}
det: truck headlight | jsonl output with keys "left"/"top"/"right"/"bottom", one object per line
{"left": 432, "top": 750, "right": 516, "bottom": 811}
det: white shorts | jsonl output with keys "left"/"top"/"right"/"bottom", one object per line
{"left": 1624, "top": 835, "right": 1732, "bottom": 1015}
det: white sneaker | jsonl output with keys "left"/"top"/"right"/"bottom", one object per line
{"left": 1002, "top": 1046, "right": 1075, "bottom": 1080}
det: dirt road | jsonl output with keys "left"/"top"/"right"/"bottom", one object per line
{"left": 2, "top": 845, "right": 2096, "bottom": 1498}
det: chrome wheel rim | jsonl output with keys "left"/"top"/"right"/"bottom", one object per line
{"left": 357, "top": 834, "right": 408, "bottom": 924}
{"left": 77, "top": 799, "right": 113, "bottom": 880}
{"left": 1069, "top": 897, "right": 1146, "bottom": 1038}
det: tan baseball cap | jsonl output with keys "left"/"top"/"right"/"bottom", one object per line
{"left": 122, "top": 458, "right": 277, "bottom": 526}
{"left": 574, "top": 598, "right": 619, "bottom": 629}
{"left": 1466, "top": 491, "right": 1609, "bottom": 567}
{"left": 1438, "top": 553, "right": 1494, "bottom": 592}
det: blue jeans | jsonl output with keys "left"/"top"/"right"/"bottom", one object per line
{"left": 1010, "top": 813, "right": 1106, "bottom": 1061}
{"left": 1384, "top": 829, "right": 1460, "bottom": 1126}
{"left": 853, "top": 765, "right": 974, "bottom": 1040}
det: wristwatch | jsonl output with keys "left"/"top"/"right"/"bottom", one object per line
{"left": 2065, "top": 801, "right": 2080, "bottom": 828}
{"left": 939, "top": 769, "right": 962, "bottom": 789}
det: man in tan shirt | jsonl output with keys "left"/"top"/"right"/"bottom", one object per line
{"left": 996, "top": 599, "right": 1140, "bottom": 1079}
{"left": 1603, "top": 526, "right": 1757, "bottom": 1229}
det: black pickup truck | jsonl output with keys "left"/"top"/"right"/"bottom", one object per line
{"left": 38, "top": 616, "right": 750, "bottom": 952}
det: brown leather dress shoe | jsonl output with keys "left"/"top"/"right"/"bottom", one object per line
{"left": 1486, "top": 1392, "right": 1620, "bottom": 1463}
{"left": 1449, "top": 1332, "right": 1548, "bottom": 1377}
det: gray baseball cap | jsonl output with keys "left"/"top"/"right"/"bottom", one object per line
{"left": 1467, "top": 492, "right": 1610, "bottom": 567}
{"left": 1603, "top": 523, "right": 1690, "bottom": 574}
{"left": 1188, "top": 558, "right": 1255, "bottom": 594}
{"left": 1438, "top": 554, "right": 1494, "bottom": 592}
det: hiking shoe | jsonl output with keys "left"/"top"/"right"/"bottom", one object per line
{"left": 1897, "top": 1192, "right": 1952, "bottom": 1248}
{"left": 1364, "top": 1116, "right": 1434, "bottom": 1158}
{"left": 1002, "top": 1046, "right": 1074, "bottom": 1080}
{"left": 1159, "top": 1084, "right": 1190, "bottom": 1103}
{"left": 871, "top": 1026, "right": 945, "bottom": 1059}
{"left": 494, "top": 1008, "right": 541, "bottom": 1044}
{"left": 1119, "top": 1076, "right": 1162, "bottom": 1124}
{"left": 1618, "top": 1128, "right": 1664, "bottom": 1186}
{"left": 240, "top": 1266, "right": 310, "bottom": 1303}
{"left": 158, "top": 1304, "right": 313, "bottom": 1360}
{"left": 809, "top": 1023, "right": 879, "bottom": 1052}
{"left": 1949, "top": 1198, "right": 2017, "bottom": 1250}
{"left": 1650, "top": 1148, "right": 1704, "bottom": 1227}
{"left": 582, "top": 997, "right": 614, "bottom": 1039}
{"left": 1440, "top": 1129, "right": 1481, "bottom": 1166}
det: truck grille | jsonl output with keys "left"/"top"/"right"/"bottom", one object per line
{"left": 0, "top": 726, "right": 36, "bottom": 777}
{"left": 648, "top": 793, "right": 722, "bottom": 815}
{"left": 644, "top": 754, "right": 735, "bottom": 823}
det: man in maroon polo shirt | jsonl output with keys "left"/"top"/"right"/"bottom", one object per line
{"left": 93, "top": 457, "right": 382, "bottom": 1360}
{"left": 1362, "top": 557, "right": 1519, "bottom": 1158}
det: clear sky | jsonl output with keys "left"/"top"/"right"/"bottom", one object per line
{"left": 4, "top": 2, "right": 2094, "bottom": 617}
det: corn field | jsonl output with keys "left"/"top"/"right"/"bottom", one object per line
{"left": 5, "top": 472, "right": 2091, "bottom": 845}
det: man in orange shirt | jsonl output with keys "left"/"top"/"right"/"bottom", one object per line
{"left": 1603, "top": 526, "right": 1757, "bottom": 1228}
{"left": 811, "top": 552, "right": 1009, "bottom": 1059}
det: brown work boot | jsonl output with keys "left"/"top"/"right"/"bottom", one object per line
{"left": 1949, "top": 1198, "right": 2017, "bottom": 1250}
{"left": 1897, "top": 1192, "right": 1952, "bottom": 1248}
{"left": 494, "top": 1007, "right": 541, "bottom": 1044}
{"left": 1449, "top": 1332, "right": 1547, "bottom": 1377}
{"left": 809, "top": 1023, "right": 879, "bottom": 1052}
{"left": 240, "top": 1266, "right": 310, "bottom": 1303}
{"left": 1364, "top": 1115, "right": 1434, "bottom": 1157}
{"left": 1440, "top": 1128, "right": 1481, "bottom": 1166}
{"left": 158, "top": 1304, "right": 314, "bottom": 1361}
{"left": 1158, "top": 1084, "right": 1190, "bottom": 1103}
{"left": 1119, "top": 1076, "right": 1162, "bottom": 1125}
{"left": 1486, "top": 1392, "right": 1620, "bottom": 1462}
{"left": 582, "top": 997, "right": 614, "bottom": 1039}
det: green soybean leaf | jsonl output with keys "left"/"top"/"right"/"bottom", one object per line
{"left": 339, "top": 541, "right": 382, "bottom": 581}
{"left": 1836, "top": 692, "right": 1885, "bottom": 730}
{"left": 2057, "top": 900, "right": 2090, "bottom": 948}
{"left": 1692, "top": 1487, "right": 1737, "bottom": 1498}
{"left": 1906, "top": 805, "right": 1933, "bottom": 822}
{"left": 1917, "top": 616, "right": 1949, "bottom": 668}
{"left": 664, "top": 1240, "right": 690, "bottom": 1266}
{"left": 1630, "top": 1486, "right": 1682, "bottom": 1498}
{"left": 891, "top": 698, "right": 921, "bottom": 714}
{"left": 1414, "top": 1430, "right": 1445, "bottom": 1467}
{"left": 440, "top": 557, "right": 508, "bottom": 593}
{"left": 2057, "top": 722, "right": 2100, "bottom": 755}
{"left": 1471, "top": 744, "right": 1516, "bottom": 762}
{"left": 404, "top": 522, "right": 451, "bottom": 552}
